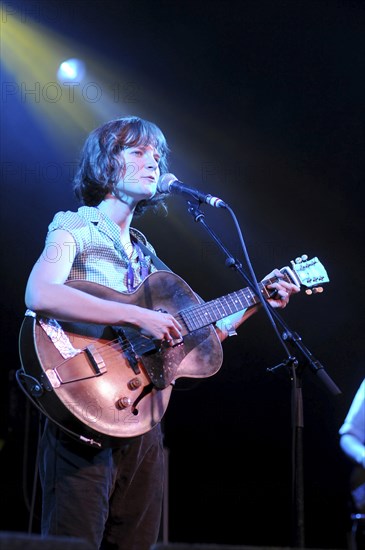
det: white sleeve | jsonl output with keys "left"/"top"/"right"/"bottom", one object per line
{"left": 339, "top": 379, "right": 365, "bottom": 443}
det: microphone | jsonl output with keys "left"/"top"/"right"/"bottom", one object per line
{"left": 157, "top": 173, "right": 227, "bottom": 208}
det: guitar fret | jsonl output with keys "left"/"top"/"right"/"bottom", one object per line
{"left": 221, "top": 295, "right": 234, "bottom": 315}
{"left": 184, "top": 308, "right": 204, "bottom": 331}
{"left": 195, "top": 309, "right": 214, "bottom": 328}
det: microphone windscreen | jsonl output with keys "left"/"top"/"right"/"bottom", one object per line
{"left": 157, "top": 173, "right": 178, "bottom": 193}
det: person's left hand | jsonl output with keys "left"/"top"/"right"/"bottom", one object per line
{"left": 264, "top": 269, "right": 300, "bottom": 309}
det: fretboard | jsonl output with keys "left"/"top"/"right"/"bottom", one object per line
{"left": 179, "top": 274, "right": 290, "bottom": 332}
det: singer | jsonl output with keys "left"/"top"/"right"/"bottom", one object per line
{"left": 22, "top": 116, "right": 299, "bottom": 550}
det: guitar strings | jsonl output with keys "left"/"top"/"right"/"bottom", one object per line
{"left": 51, "top": 278, "right": 280, "bottom": 370}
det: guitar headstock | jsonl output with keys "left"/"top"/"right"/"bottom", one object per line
{"left": 282, "top": 255, "right": 330, "bottom": 295}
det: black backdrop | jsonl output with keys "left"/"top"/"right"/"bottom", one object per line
{"left": 1, "top": 1, "right": 364, "bottom": 548}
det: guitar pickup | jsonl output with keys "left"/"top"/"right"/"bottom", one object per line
{"left": 115, "top": 328, "right": 142, "bottom": 375}
{"left": 124, "top": 348, "right": 141, "bottom": 375}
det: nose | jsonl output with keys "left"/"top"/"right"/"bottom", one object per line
{"left": 146, "top": 150, "right": 159, "bottom": 170}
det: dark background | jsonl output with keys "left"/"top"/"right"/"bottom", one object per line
{"left": 1, "top": 1, "right": 364, "bottom": 548}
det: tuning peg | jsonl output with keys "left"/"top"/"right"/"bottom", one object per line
{"left": 294, "top": 254, "right": 309, "bottom": 264}
{"left": 305, "top": 287, "right": 324, "bottom": 296}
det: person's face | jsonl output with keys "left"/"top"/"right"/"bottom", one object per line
{"left": 116, "top": 144, "right": 161, "bottom": 203}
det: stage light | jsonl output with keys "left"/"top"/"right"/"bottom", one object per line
{"left": 57, "top": 58, "right": 86, "bottom": 83}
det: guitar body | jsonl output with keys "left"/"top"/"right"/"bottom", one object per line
{"left": 18, "top": 271, "right": 223, "bottom": 447}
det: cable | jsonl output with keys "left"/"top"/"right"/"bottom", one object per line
{"left": 225, "top": 203, "right": 293, "bottom": 358}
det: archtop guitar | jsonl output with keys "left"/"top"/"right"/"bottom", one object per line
{"left": 18, "top": 255, "right": 329, "bottom": 447}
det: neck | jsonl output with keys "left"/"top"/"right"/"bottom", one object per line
{"left": 97, "top": 194, "right": 134, "bottom": 238}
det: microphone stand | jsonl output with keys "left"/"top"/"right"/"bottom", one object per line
{"left": 186, "top": 200, "right": 341, "bottom": 548}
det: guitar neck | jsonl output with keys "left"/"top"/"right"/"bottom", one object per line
{"left": 179, "top": 273, "right": 291, "bottom": 332}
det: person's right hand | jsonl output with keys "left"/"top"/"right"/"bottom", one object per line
{"left": 133, "top": 306, "right": 183, "bottom": 344}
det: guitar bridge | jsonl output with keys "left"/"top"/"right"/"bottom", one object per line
{"left": 84, "top": 345, "right": 107, "bottom": 375}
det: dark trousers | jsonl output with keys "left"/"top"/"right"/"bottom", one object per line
{"left": 39, "top": 421, "right": 164, "bottom": 550}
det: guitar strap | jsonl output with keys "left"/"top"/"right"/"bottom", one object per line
{"left": 137, "top": 241, "right": 173, "bottom": 273}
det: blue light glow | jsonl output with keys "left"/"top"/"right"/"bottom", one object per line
{"left": 57, "top": 58, "right": 86, "bottom": 83}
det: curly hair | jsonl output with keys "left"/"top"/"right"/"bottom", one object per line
{"left": 73, "top": 116, "right": 170, "bottom": 216}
